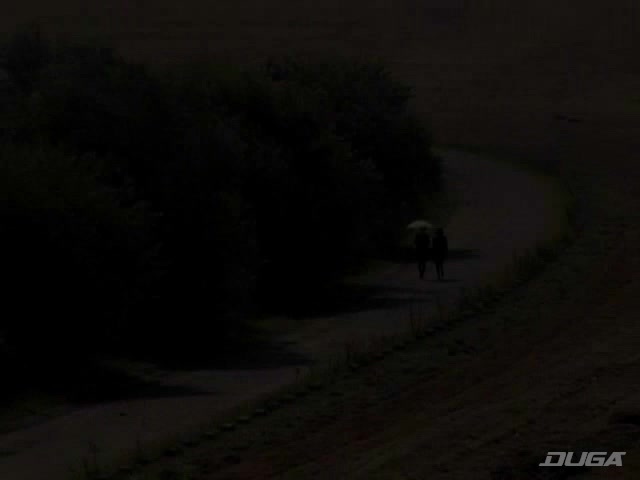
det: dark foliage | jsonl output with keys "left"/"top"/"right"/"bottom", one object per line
{"left": 0, "top": 144, "right": 159, "bottom": 372}
{"left": 0, "top": 29, "right": 441, "bottom": 372}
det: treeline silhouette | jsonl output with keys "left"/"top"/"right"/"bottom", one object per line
{"left": 0, "top": 26, "right": 441, "bottom": 376}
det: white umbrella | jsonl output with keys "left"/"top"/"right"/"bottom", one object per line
{"left": 407, "top": 220, "right": 434, "bottom": 230}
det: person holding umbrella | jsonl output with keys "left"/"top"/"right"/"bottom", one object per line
{"left": 408, "top": 220, "right": 432, "bottom": 279}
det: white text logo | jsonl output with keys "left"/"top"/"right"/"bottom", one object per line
{"left": 539, "top": 452, "right": 626, "bottom": 467}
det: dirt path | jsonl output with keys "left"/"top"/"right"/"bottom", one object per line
{"left": 275, "top": 150, "right": 564, "bottom": 362}
{"left": 0, "top": 150, "right": 562, "bottom": 480}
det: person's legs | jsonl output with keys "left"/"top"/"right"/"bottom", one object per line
{"left": 418, "top": 260, "right": 426, "bottom": 279}
{"left": 435, "top": 260, "right": 444, "bottom": 280}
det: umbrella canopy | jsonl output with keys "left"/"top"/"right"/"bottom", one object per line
{"left": 407, "top": 220, "right": 434, "bottom": 230}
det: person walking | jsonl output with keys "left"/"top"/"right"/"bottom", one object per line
{"left": 432, "top": 227, "right": 448, "bottom": 281}
{"left": 414, "top": 228, "right": 430, "bottom": 279}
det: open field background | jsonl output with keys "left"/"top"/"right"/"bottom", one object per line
{"left": 2, "top": 0, "right": 640, "bottom": 478}
{"left": 3, "top": 2, "right": 638, "bottom": 203}
{"left": 3, "top": 1, "right": 638, "bottom": 177}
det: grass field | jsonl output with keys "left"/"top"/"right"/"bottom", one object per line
{"left": 3, "top": 1, "right": 637, "bottom": 153}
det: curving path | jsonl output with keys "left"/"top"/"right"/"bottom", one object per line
{"left": 0, "top": 150, "right": 564, "bottom": 480}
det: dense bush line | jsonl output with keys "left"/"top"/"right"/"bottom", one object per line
{"left": 0, "top": 26, "right": 441, "bottom": 369}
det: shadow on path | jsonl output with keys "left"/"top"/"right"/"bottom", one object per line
{"left": 381, "top": 247, "right": 481, "bottom": 263}
{"left": 0, "top": 363, "right": 208, "bottom": 408}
